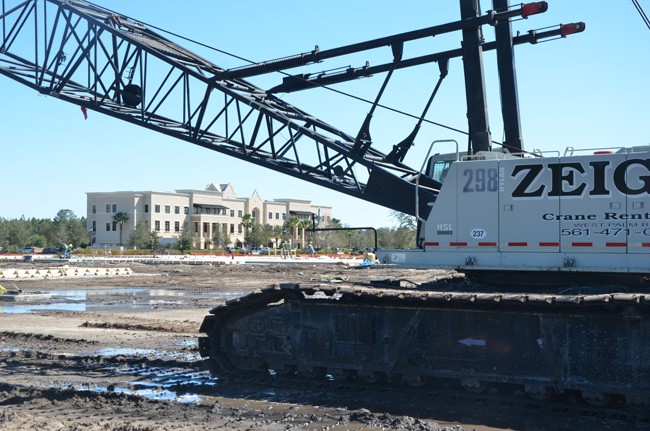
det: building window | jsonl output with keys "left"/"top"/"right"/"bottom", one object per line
{"left": 92, "top": 205, "right": 96, "bottom": 214}
{"left": 112, "top": 204, "right": 117, "bottom": 213}
{"left": 165, "top": 205, "right": 171, "bottom": 214}
{"left": 155, "top": 204, "right": 160, "bottom": 213}
{"left": 230, "top": 209, "right": 234, "bottom": 217}
{"left": 269, "top": 212, "right": 273, "bottom": 219}
{"left": 165, "top": 221, "right": 170, "bottom": 232}
{"left": 155, "top": 221, "right": 160, "bottom": 231}
{"left": 174, "top": 221, "right": 180, "bottom": 232}
{"left": 106, "top": 223, "right": 110, "bottom": 231}
{"left": 252, "top": 210, "right": 256, "bottom": 219}
{"left": 238, "top": 224, "right": 242, "bottom": 234}
{"left": 106, "top": 204, "right": 110, "bottom": 213}
{"left": 282, "top": 213, "right": 286, "bottom": 220}
{"left": 184, "top": 206, "right": 189, "bottom": 214}
{"left": 112, "top": 222, "right": 117, "bottom": 231}
{"left": 92, "top": 221, "right": 96, "bottom": 231}
{"left": 230, "top": 224, "right": 234, "bottom": 233}
{"left": 203, "top": 223, "right": 208, "bottom": 233}
{"left": 194, "top": 223, "right": 199, "bottom": 233}
{"left": 275, "top": 212, "right": 279, "bottom": 219}
{"left": 238, "top": 210, "right": 243, "bottom": 217}
{"left": 174, "top": 206, "right": 180, "bottom": 214}
{"left": 145, "top": 204, "right": 149, "bottom": 213}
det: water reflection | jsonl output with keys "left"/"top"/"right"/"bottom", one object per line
{"left": 0, "top": 287, "right": 245, "bottom": 314}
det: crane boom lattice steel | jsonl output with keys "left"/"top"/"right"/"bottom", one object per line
{"left": 0, "top": 0, "right": 574, "bottom": 219}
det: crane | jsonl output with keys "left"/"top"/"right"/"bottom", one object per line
{"left": 4, "top": 0, "right": 648, "bottom": 412}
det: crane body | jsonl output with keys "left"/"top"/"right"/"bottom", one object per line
{"left": 378, "top": 147, "right": 650, "bottom": 281}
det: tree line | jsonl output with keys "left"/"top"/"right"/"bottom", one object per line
{"left": 0, "top": 209, "right": 88, "bottom": 252}
{"left": 1, "top": 209, "right": 417, "bottom": 253}
{"left": 185, "top": 212, "right": 416, "bottom": 252}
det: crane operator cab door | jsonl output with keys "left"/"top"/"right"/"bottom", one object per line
{"left": 422, "top": 152, "right": 501, "bottom": 267}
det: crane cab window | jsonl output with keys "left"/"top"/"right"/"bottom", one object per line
{"left": 430, "top": 160, "right": 453, "bottom": 184}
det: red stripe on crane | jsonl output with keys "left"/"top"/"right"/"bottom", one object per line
{"left": 478, "top": 242, "right": 497, "bottom": 246}
{"left": 450, "top": 242, "right": 468, "bottom": 246}
{"left": 539, "top": 242, "right": 560, "bottom": 247}
{"left": 507, "top": 242, "right": 528, "bottom": 246}
{"left": 571, "top": 242, "right": 593, "bottom": 247}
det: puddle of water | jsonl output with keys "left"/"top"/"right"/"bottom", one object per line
{"left": 112, "top": 386, "right": 202, "bottom": 403}
{"left": 91, "top": 347, "right": 199, "bottom": 362}
{"left": 176, "top": 339, "right": 198, "bottom": 347}
{"left": 0, "top": 288, "right": 245, "bottom": 314}
{"left": 41, "top": 357, "right": 218, "bottom": 405}
{"left": 96, "top": 348, "right": 157, "bottom": 357}
{"left": 1, "top": 303, "right": 87, "bottom": 313}
{"left": 65, "top": 384, "right": 202, "bottom": 404}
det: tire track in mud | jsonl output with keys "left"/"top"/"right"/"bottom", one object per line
{"left": 0, "top": 355, "right": 460, "bottom": 431}
{"left": 80, "top": 320, "right": 198, "bottom": 333}
{"left": 2, "top": 345, "right": 649, "bottom": 431}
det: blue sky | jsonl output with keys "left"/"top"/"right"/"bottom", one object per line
{"left": 1, "top": 1, "right": 648, "bottom": 228}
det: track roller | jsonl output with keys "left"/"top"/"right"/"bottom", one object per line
{"left": 402, "top": 374, "right": 427, "bottom": 387}
{"left": 461, "top": 378, "right": 488, "bottom": 394}
{"left": 524, "top": 384, "right": 552, "bottom": 400}
{"left": 328, "top": 368, "right": 354, "bottom": 381}
{"left": 357, "top": 370, "right": 382, "bottom": 384}
{"left": 298, "top": 365, "right": 326, "bottom": 379}
{"left": 581, "top": 391, "right": 612, "bottom": 407}
{"left": 625, "top": 394, "right": 650, "bottom": 410}
{"left": 269, "top": 362, "right": 296, "bottom": 376}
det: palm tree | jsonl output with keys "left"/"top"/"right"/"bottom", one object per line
{"left": 298, "top": 219, "right": 312, "bottom": 248}
{"left": 240, "top": 213, "right": 254, "bottom": 250}
{"left": 262, "top": 224, "right": 274, "bottom": 248}
{"left": 285, "top": 216, "right": 300, "bottom": 246}
{"left": 272, "top": 225, "right": 283, "bottom": 249}
{"left": 112, "top": 212, "right": 129, "bottom": 247}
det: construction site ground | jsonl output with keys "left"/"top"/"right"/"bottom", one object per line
{"left": 0, "top": 259, "right": 640, "bottom": 430}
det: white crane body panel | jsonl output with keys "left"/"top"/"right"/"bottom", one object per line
{"left": 379, "top": 148, "right": 650, "bottom": 274}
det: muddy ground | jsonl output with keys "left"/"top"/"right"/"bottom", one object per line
{"left": 0, "top": 261, "right": 645, "bottom": 430}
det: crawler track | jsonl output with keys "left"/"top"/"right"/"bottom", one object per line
{"left": 199, "top": 280, "right": 650, "bottom": 410}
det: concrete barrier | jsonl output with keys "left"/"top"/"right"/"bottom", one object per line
{"left": 0, "top": 267, "right": 134, "bottom": 280}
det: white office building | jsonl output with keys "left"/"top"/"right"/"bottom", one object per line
{"left": 86, "top": 183, "right": 332, "bottom": 249}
